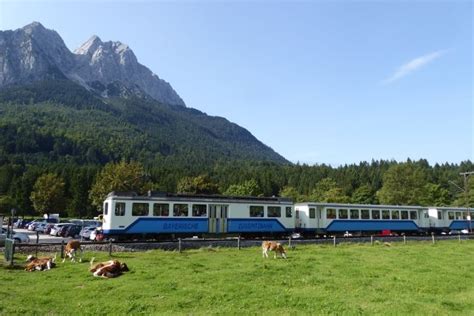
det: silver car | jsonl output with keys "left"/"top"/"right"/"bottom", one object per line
{"left": 0, "top": 228, "right": 30, "bottom": 245}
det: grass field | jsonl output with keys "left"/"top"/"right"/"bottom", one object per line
{"left": 1, "top": 240, "right": 473, "bottom": 315}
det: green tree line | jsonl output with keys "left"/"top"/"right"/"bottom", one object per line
{"left": 0, "top": 159, "right": 472, "bottom": 218}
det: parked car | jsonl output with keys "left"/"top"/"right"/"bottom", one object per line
{"left": 34, "top": 223, "right": 48, "bottom": 232}
{"left": 0, "top": 228, "right": 30, "bottom": 245}
{"left": 63, "top": 225, "right": 82, "bottom": 238}
{"left": 27, "top": 222, "right": 39, "bottom": 231}
{"left": 80, "top": 226, "right": 96, "bottom": 239}
{"left": 43, "top": 224, "right": 55, "bottom": 235}
{"left": 57, "top": 224, "right": 74, "bottom": 237}
{"left": 449, "top": 229, "right": 469, "bottom": 235}
{"left": 90, "top": 229, "right": 104, "bottom": 241}
{"left": 50, "top": 223, "right": 73, "bottom": 236}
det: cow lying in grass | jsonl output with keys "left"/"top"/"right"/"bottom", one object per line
{"left": 90, "top": 258, "right": 129, "bottom": 278}
{"left": 25, "top": 254, "right": 56, "bottom": 271}
{"left": 262, "top": 241, "right": 287, "bottom": 259}
{"left": 62, "top": 240, "right": 82, "bottom": 263}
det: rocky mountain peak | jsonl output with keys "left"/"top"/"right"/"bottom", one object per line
{"left": 0, "top": 22, "right": 185, "bottom": 107}
{"left": 22, "top": 21, "right": 46, "bottom": 32}
{"left": 74, "top": 35, "right": 103, "bottom": 55}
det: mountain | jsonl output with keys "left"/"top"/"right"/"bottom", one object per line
{"left": 0, "top": 22, "right": 288, "bottom": 166}
{"left": 0, "top": 22, "right": 184, "bottom": 106}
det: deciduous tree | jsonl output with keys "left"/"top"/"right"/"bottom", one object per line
{"left": 89, "top": 161, "right": 150, "bottom": 210}
{"left": 223, "top": 179, "right": 262, "bottom": 196}
{"left": 177, "top": 175, "right": 219, "bottom": 194}
{"left": 377, "top": 163, "right": 428, "bottom": 205}
{"left": 30, "top": 173, "right": 65, "bottom": 216}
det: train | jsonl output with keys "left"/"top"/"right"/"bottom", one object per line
{"left": 100, "top": 191, "right": 474, "bottom": 240}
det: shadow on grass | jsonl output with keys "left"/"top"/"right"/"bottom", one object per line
{"left": 2, "top": 264, "right": 25, "bottom": 270}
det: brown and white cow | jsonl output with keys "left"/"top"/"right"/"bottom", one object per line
{"left": 25, "top": 254, "right": 56, "bottom": 271}
{"left": 89, "top": 258, "right": 129, "bottom": 278}
{"left": 62, "top": 240, "right": 82, "bottom": 263}
{"left": 262, "top": 241, "right": 287, "bottom": 259}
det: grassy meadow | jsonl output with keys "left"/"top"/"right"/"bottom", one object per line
{"left": 1, "top": 240, "right": 473, "bottom": 315}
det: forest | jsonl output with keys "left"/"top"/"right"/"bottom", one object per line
{"left": 0, "top": 80, "right": 472, "bottom": 218}
{"left": 0, "top": 159, "right": 472, "bottom": 218}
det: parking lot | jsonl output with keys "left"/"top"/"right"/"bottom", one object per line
{"left": 15, "top": 228, "right": 74, "bottom": 244}
{"left": 3, "top": 225, "right": 96, "bottom": 244}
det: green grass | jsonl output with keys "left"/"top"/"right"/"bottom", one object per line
{"left": 1, "top": 240, "right": 473, "bottom": 315}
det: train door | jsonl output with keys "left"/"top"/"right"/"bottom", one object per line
{"left": 209, "top": 205, "right": 217, "bottom": 233}
{"left": 208, "top": 205, "right": 228, "bottom": 233}
{"left": 295, "top": 210, "right": 301, "bottom": 229}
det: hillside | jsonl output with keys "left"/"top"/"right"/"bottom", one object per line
{"left": 0, "top": 79, "right": 288, "bottom": 166}
{"left": 0, "top": 22, "right": 288, "bottom": 166}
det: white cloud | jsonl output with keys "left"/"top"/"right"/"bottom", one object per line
{"left": 382, "top": 50, "right": 448, "bottom": 84}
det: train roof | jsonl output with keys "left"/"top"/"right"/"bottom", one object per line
{"left": 106, "top": 191, "right": 293, "bottom": 204}
{"left": 295, "top": 202, "right": 474, "bottom": 211}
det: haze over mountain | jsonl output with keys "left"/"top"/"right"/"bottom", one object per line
{"left": 0, "top": 22, "right": 288, "bottom": 165}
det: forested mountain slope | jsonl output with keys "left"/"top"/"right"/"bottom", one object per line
{"left": 0, "top": 79, "right": 287, "bottom": 166}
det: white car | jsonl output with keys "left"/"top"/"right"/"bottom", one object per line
{"left": 34, "top": 223, "right": 47, "bottom": 232}
{"left": 0, "top": 228, "right": 30, "bottom": 244}
{"left": 50, "top": 223, "right": 72, "bottom": 236}
{"left": 449, "top": 229, "right": 469, "bottom": 235}
{"left": 89, "top": 228, "right": 104, "bottom": 241}
{"left": 80, "top": 226, "right": 96, "bottom": 239}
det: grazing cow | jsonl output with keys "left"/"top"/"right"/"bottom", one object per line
{"left": 63, "top": 240, "right": 82, "bottom": 263}
{"left": 262, "top": 241, "right": 287, "bottom": 259}
{"left": 89, "top": 258, "right": 129, "bottom": 278}
{"left": 25, "top": 254, "right": 56, "bottom": 272}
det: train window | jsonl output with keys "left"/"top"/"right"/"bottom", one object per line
{"left": 268, "top": 206, "right": 281, "bottom": 217}
{"left": 286, "top": 207, "right": 292, "bottom": 218}
{"left": 338, "top": 209, "right": 348, "bottom": 219}
{"left": 132, "top": 203, "right": 149, "bottom": 216}
{"left": 401, "top": 211, "right": 409, "bottom": 220}
{"left": 456, "top": 212, "right": 462, "bottom": 220}
{"left": 250, "top": 206, "right": 264, "bottom": 217}
{"left": 471, "top": 212, "right": 474, "bottom": 219}
{"left": 309, "top": 208, "right": 316, "bottom": 219}
{"left": 153, "top": 203, "right": 169, "bottom": 216}
{"left": 392, "top": 210, "right": 400, "bottom": 219}
{"left": 174, "top": 204, "right": 189, "bottom": 217}
{"left": 462, "top": 213, "right": 467, "bottom": 220}
{"left": 361, "top": 209, "right": 370, "bottom": 219}
{"left": 410, "top": 211, "right": 417, "bottom": 220}
{"left": 115, "top": 202, "right": 126, "bottom": 216}
{"left": 437, "top": 211, "right": 443, "bottom": 220}
{"left": 104, "top": 203, "right": 109, "bottom": 215}
{"left": 448, "top": 212, "right": 454, "bottom": 220}
{"left": 371, "top": 210, "right": 380, "bottom": 220}
{"left": 382, "top": 210, "right": 390, "bottom": 219}
{"left": 326, "top": 208, "right": 336, "bottom": 219}
{"left": 192, "top": 204, "right": 207, "bottom": 217}
{"left": 350, "top": 209, "right": 359, "bottom": 219}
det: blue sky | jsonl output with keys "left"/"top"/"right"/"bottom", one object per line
{"left": 1, "top": 0, "right": 472, "bottom": 165}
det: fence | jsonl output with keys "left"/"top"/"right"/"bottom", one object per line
{"left": 4, "top": 239, "right": 15, "bottom": 266}
{"left": 2, "top": 233, "right": 471, "bottom": 259}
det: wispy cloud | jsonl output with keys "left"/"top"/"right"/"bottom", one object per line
{"left": 382, "top": 50, "right": 448, "bottom": 84}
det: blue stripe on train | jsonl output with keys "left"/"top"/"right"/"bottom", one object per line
{"left": 449, "top": 220, "right": 474, "bottom": 230}
{"left": 103, "top": 218, "right": 289, "bottom": 235}
{"left": 326, "top": 220, "right": 419, "bottom": 232}
{"left": 104, "top": 217, "right": 208, "bottom": 235}
{"left": 227, "top": 218, "right": 287, "bottom": 233}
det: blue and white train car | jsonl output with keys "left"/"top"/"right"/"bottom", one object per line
{"left": 102, "top": 191, "right": 294, "bottom": 239}
{"left": 295, "top": 202, "right": 474, "bottom": 235}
